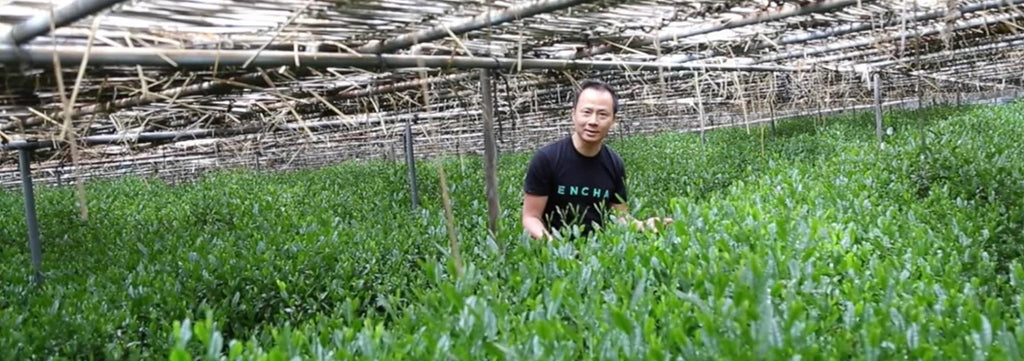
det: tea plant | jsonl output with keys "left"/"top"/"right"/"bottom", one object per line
{"left": 1, "top": 100, "right": 1022, "bottom": 360}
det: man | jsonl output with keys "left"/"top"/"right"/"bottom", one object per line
{"left": 521, "top": 79, "right": 671, "bottom": 240}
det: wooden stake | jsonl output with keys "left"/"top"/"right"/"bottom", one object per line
{"left": 917, "top": 75, "right": 926, "bottom": 147}
{"left": 769, "top": 74, "right": 777, "bottom": 136}
{"left": 694, "top": 72, "right": 706, "bottom": 145}
{"left": 480, "top": 69, "right": 500, "bottom": 240}
{"left": 816, "top": 94, "right": 824, "bottom": 128}
{"left": 437, "top": 161, "right": 463, "bottom": 278}
{"left": 404, "top": 119, "right": 420, "bottom": 210}
{"left": 874, "top": 72, "right": 884, "bottom": 144}
{"left": 734, "top": 73, "right": 751, "bottom": 134}
{"left": 760, "top": 125, "right": 766, "bottom": 157}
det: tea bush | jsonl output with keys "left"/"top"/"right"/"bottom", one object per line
{"left": 2, "top": 100, "right": 1023, "bottom": 360}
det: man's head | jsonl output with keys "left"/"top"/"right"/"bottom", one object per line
{"left": 571, "top": 80, "right": 619, "bottom": 145}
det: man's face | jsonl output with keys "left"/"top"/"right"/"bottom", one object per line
{"left": 571, "top": 88, "right": 616, "bottom": 144}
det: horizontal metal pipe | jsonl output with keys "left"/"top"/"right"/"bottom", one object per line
{"left": 0, "top": 44, "right": 798, "bottom": 72}
{"left": 39, "top": 0, "right": 591, "bottom": 141}
{"left": 3, "top": 0, "right": 128, "bottom": 45}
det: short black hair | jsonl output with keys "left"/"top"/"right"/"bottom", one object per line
{"left": 572, "top": 79, "right": 620, "bottom": 114}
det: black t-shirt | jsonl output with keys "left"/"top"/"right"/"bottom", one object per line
{"left": 523, "top": 136, "right": 627, "bottom": 234}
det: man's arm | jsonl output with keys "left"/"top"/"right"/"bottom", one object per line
{"left": 522, "top": 149, "right": 554, "bottom": 240}
{"left": 522, "top": 193, "right": 552, "bottom": 240}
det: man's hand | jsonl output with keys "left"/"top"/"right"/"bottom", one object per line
{"left": 611, "top": 203, "right": 673, "bottom": 233}
{"left": 631, "top": 217, "right": 673, "bottom": 232}
{"left": 522, "top": 193, "right": 552, "bottom": 240}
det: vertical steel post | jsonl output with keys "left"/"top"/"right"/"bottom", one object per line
{"left": 18, "top": 148, "right": 43, "bottom": 285}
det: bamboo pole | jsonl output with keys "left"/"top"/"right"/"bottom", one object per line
{"left": 255, "top": 73, "right": 476, "bottom": 116}
{"left": 6, "top": 71, "right": 282, "bottom": 132}
{"left": 874, "top": 72, "right": 884, "bottom": 144}
{"left": 437, "top": 160, "right": 463, "bottom": 278}
{"left": 754, "top": 10, "right": 1024, "bottom": 65}
{"left": 561, "top": 0, "right": 862, "bottom": 59}
{"left": 802, "top": 47, "right": 887, "bottom": 66}
{"left": 674, "top": 0, "right": 1024, "bottom": 64}
{"left": 50, "top": 0, "right": 588, "bottom": 129}
{"left": 920, "top": 54, "right": 1024, "bottom": 75}
{"left": 911, "top": 65, "right": 1019, "bottom": 90}
{"left": 2, "top": 109, "right": 475, "bottom": 150}
{"left": 866, "top": 35, "right": 1024, "bottom": 69}
{"left": 480, "top": 69, "right": 500, "bottom": 240}
{"left": 404, "top": 119, "right": 419, "bottom": 210}
{"left": 0, "top": 47, "right": 797, "bottom": 135}
{"left": 62, "top": 16, "right": 104, "bottom": 222}
{"left": 768, "top": 75, "right": 777, "bottom": 136}
{"left": 694, "top": 72, "right": 706, "bottom": 144}
{"left": 2, "top": 0, "right": 128, "bottom": 45}
{"left": 356, "top": 0, "right": 590, "bottom": 54}
{"left": 732, "top": 72, "right": 751, "bottom": 134}
{"left": 12, "top": 71, "right": 477, "bottom": 133}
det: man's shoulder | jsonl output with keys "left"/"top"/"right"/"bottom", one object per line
{"left": 545, "top": 136, "right": 573, "bottom": 150}
{"left": 534, "top": 136, "right": 570, "bottom": 158}
{"left": 602, "top": 145, "right": 625, "bottom": 166}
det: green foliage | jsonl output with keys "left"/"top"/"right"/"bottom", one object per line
{"left": 2, "top": 100, "right": 1024, "bottom": 360}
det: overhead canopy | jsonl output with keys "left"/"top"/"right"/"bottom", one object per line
{"left": 0, "top": 0, "right": 1022, "bottom": 185}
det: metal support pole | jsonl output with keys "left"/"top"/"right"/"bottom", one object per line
{"left": 874, "top": 72, "right": 884, "bottom": 144}
{"left": 480, "top": 69, "right": 500, "bottom": 238}
{"left": 0, "top": 44, "right": 798, "bottom": 73}
{"left": 18, "top": 149, "right": 43, "bottom": 285}
{"left": 404, "top": 119, "right": 419, "bottom": 210}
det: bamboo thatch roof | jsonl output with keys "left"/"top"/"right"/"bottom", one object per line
{"left": 1, "top": 0, "right": 1022, "bottom": 186}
